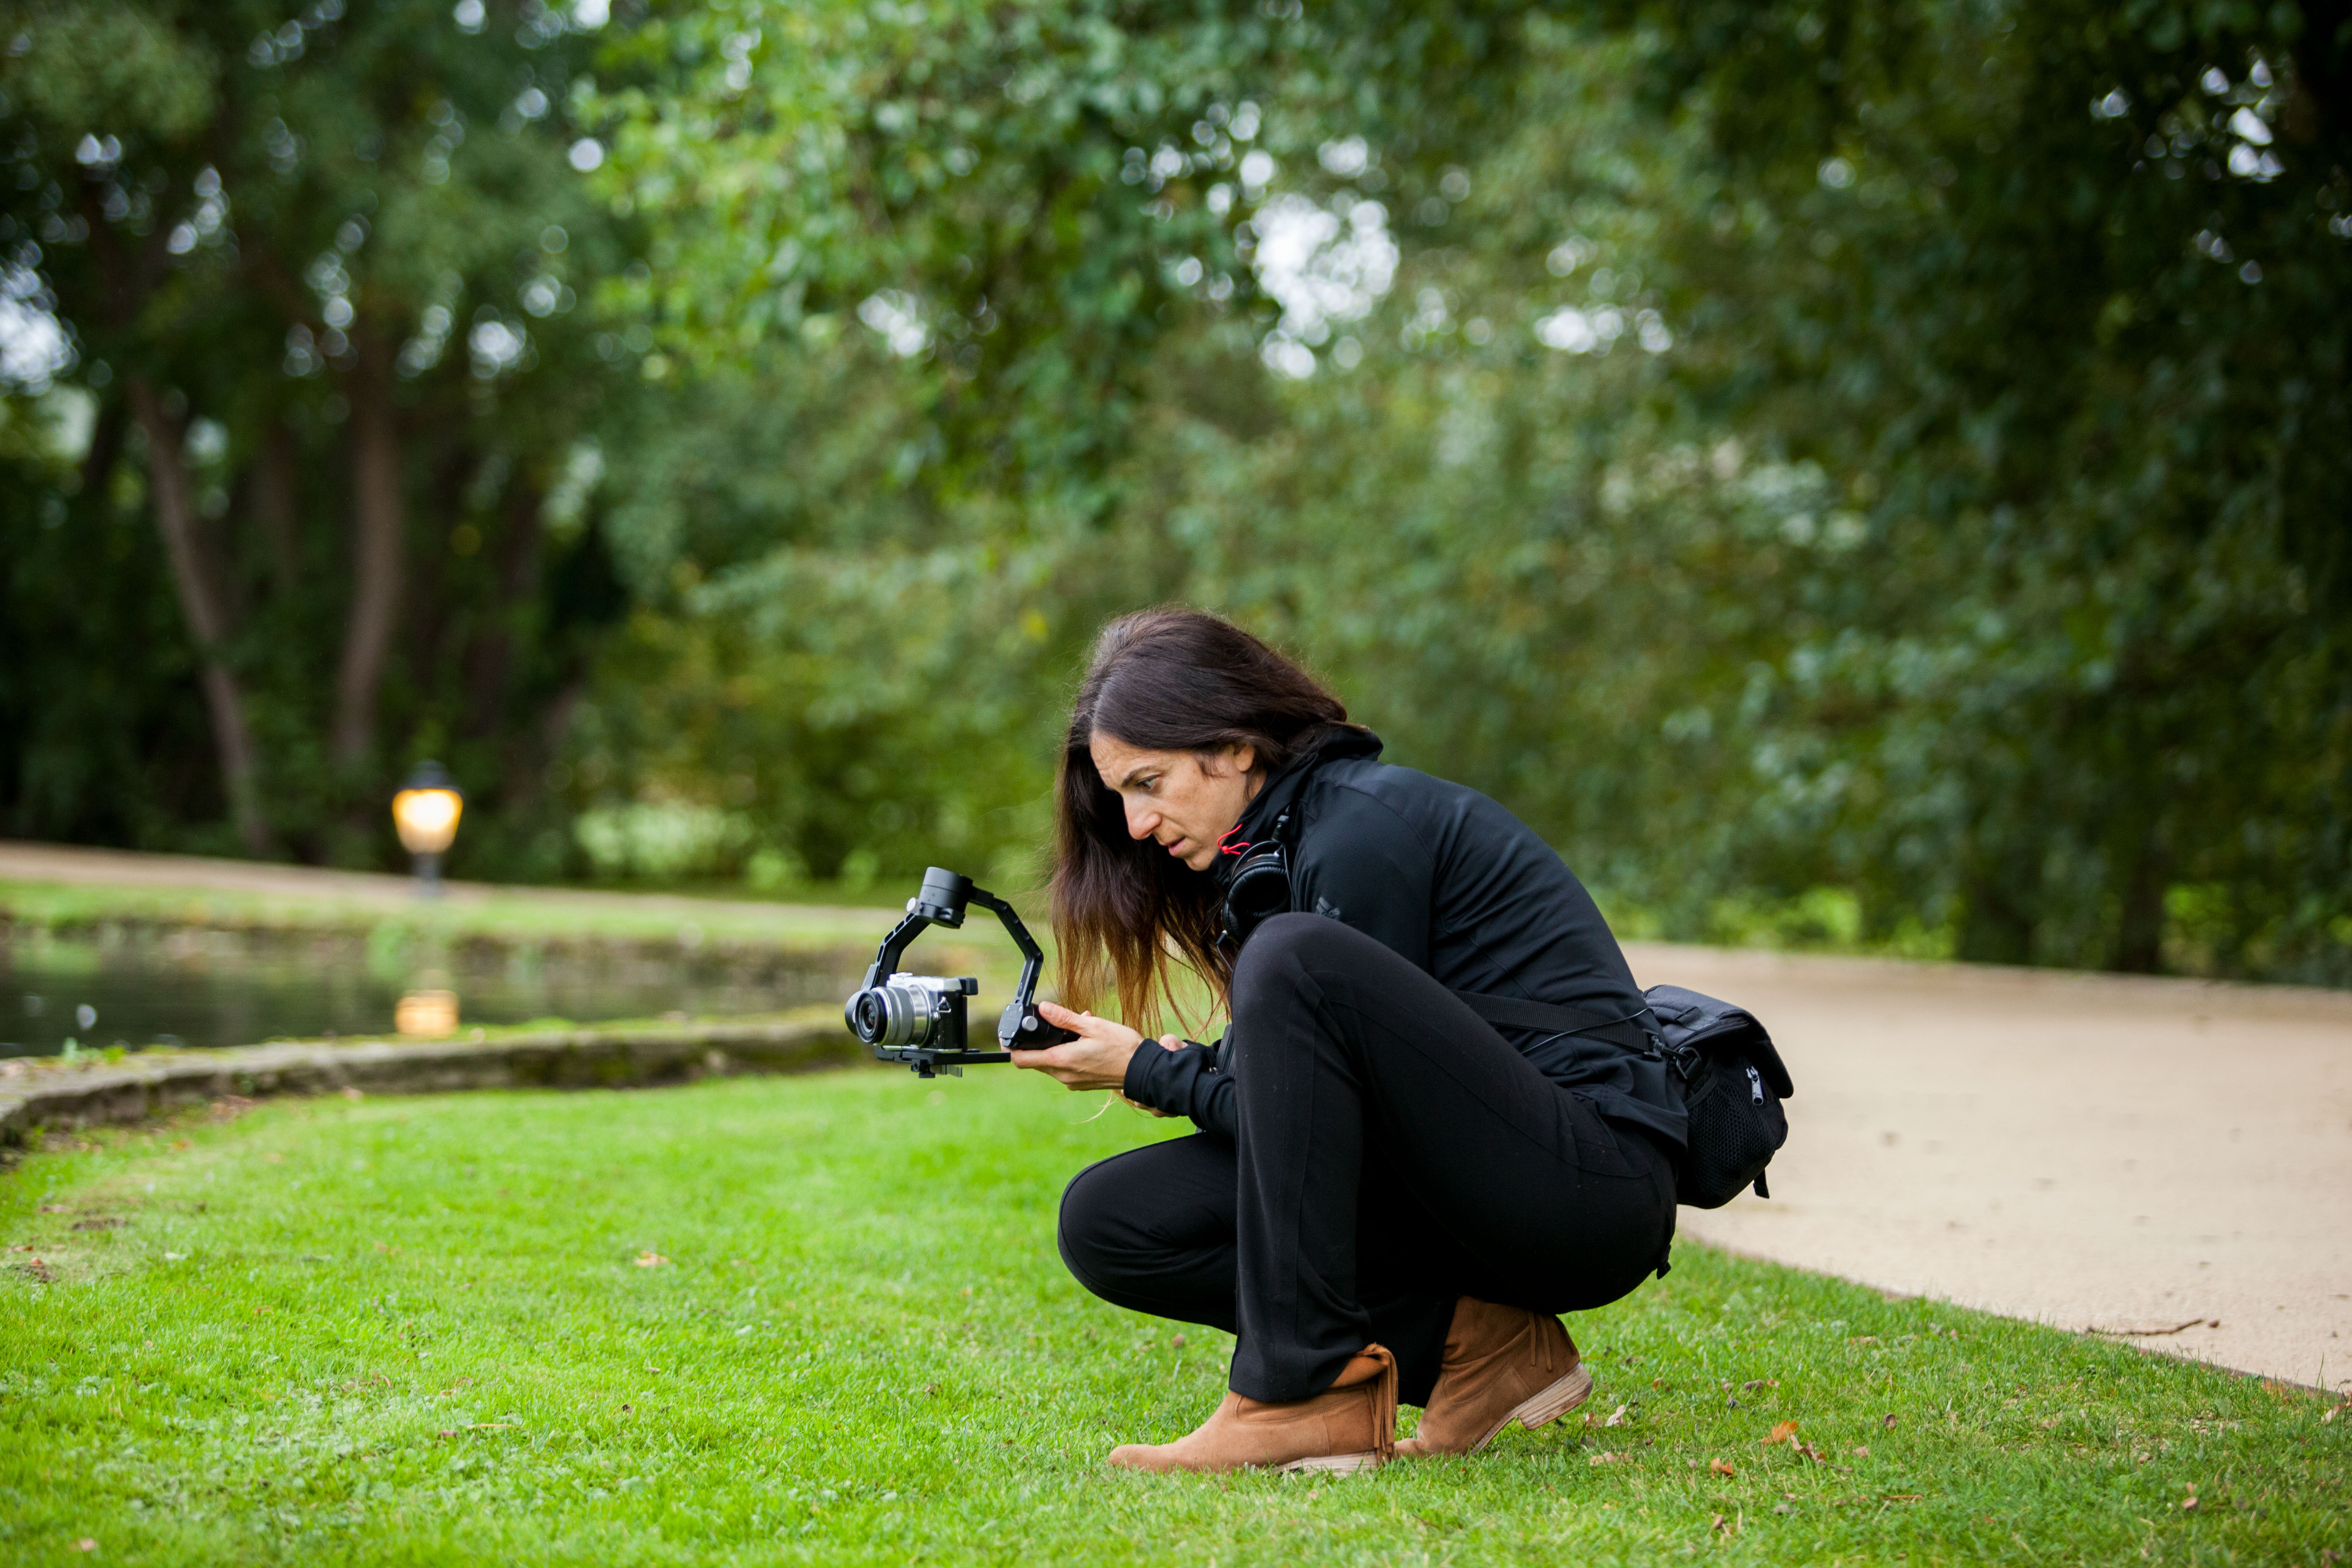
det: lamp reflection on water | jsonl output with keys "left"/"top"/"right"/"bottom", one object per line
{"left": 395, "top": 989, "right": 459, "bottom": 1038}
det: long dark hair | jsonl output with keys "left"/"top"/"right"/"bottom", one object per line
{"left": 1051, "top": 607, "right": 1356, "bottom": 1026}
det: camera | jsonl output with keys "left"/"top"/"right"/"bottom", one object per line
{"left": 843, "top": 866, "right": 1076, "bottom": 1077}
{"left": 846, "top": 971, "right": 976, "bottom": 1051}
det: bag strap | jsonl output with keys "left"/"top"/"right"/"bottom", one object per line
{"left": 1452, "top": 990, "right": 1663, "bottom": 1057}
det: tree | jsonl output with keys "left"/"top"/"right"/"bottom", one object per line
{"left": 575, "top": 0, "right": 2349, "bottom": 980}
{"left": 2, "top": 0, "right": 632, "bottom": 865}
{"left": 7, "top": 0, "right": 2344, "bottom": 985}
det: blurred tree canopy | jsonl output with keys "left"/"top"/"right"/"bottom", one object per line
{"left": 3, "top": 0, "right": 2345, "bottom": 983}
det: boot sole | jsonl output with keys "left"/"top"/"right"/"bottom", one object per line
{"left": 1273, "top": 1450, "right": 1383, "bottom": 1475}
{"left": 1465, "top": 1362, "right": 1593, "bottom": 1456}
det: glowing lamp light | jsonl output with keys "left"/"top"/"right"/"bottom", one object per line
{"left": 392, "top": 760, "right": 464, "bottom": 896}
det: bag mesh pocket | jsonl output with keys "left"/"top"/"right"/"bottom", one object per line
{"left": 1676, "top": 1056, "right": 1790, "bottom": 1209}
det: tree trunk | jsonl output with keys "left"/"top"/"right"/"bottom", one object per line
{"left": 251, "top": 420, "right": 302, "bottom": 595}
{"left": 76, "top": 397, "right": 127, "bottom": 512}
{"left": 126, "top": 377, "right": 273, "bottom": 855}
{"left": 463, "top": 477, "right": 546, "bottom": 739}
{"left": 331, "top": 337, "right": 405, "bottom": 771}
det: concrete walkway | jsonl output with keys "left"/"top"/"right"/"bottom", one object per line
{"left": 1629, "top": 942, "right": 2352, "bottom": 1394}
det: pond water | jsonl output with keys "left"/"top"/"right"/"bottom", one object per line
{"left": 0, "top": 926, "right": 861, "bottom": 1057}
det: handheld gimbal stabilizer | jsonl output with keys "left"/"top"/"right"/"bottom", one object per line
{"left": 842, "top": 867, "right": 1078, "bottom": 1077}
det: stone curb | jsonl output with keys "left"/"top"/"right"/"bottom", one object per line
{"left": 0, "top": 1012, "right": 859, "bottom": 1148}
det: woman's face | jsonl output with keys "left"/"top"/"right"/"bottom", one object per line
{"left": 1089, "top": 734, "right": 1261, "bottom": 873}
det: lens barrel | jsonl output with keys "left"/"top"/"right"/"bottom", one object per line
{"left": 846, "top": 983, "right": 931, "bottom": 1048}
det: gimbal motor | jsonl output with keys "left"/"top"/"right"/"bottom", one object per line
{"left": 843, "top": 867, "right": 1077, "bottom": 1077}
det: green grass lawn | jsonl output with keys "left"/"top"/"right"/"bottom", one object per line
{"left": 3, "top": 1069, "right": 2344, "bottom": 1566}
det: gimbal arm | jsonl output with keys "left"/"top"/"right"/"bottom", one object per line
{"left": 964, "top": 885, "right": 1048, "bottom": 1019}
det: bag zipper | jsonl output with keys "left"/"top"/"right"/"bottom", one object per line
{"left": 1745, "top": 1064, "right": 1764, "bottom": 1104}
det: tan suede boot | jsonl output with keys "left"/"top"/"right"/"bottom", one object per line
{"left": 1394, "top": 1297, "right": 1590, "bottom": 1457}
{"left": 1106, "top": 1345, "right": 1398, "bottom": 1474}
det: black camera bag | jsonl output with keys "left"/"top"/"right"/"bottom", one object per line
{"left": 1454, "top": 983, "right": 1792, "bottom": 1209}
{"left": 1641, "top": 985, "right": 1792, "bottom": 1207}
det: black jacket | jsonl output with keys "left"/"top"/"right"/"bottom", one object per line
{"left": 1122, "top": 728, "right": 1687, "bottom": 1148}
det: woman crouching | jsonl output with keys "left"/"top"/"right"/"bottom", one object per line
{"left": 1011, "top": 607, "right": 1684, "bottom": 1473}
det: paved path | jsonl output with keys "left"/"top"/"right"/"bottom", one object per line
{"left": 1629, "top": 942, "right": 2352, "bottom": 1394}
{"left": 8, "top": 843, "right": 2347, "bottom": 1390}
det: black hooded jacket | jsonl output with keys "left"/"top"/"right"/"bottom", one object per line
{"left": 1120, "top": 728, "right": 1688, "bottom": 1148}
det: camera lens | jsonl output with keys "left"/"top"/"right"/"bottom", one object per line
{"left": 846, "top": 983, "right": 929, "bottom": 1047}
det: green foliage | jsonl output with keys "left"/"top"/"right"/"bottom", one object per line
{"left": 0, "top": 0, "right": 634, "bottom": 867}
{"left": 4, "top": 1, "right": 2345, "bottom": 979}
{"left": 570, "top": 1, "right": 2349, "bottom": 980}
{"left": 3, "top": 1073, "right": 2347, "bottom": 1562}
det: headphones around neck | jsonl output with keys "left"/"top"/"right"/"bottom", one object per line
{"left": 1216, "top": 808, "right": 1296, "bottom": 957}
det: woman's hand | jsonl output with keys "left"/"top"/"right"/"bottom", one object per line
{"left": 1010, "top": 1001, "right": 1180, "bottom": 1093}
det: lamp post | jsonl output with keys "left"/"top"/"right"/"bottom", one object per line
{"left": 391, "top": 761, "right": 464, "bottom": 897}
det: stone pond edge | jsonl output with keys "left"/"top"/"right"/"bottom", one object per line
{"left": 0, "top": 1011, "right": 859, "bottom": 1149}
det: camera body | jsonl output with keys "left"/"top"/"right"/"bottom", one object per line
{"left": 847, "top": 972, "right": 977, "bottom": 1052}
{"left": 843, "top": 867, "right": 1076, "bottom": 1077}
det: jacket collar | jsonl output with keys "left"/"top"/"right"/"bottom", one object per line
{"left": 1213, "top": 726, "right": 1383, "bottom": 874}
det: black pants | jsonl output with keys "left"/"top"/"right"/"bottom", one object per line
{"left": 1057, "top": 914, "right": 1678, "bottom": 1406}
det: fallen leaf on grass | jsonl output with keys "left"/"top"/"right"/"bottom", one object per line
{"left": 39, "top": 1204, "right": 67, "bottom": 1214}
{"left": 1710, "top": 1458, "right": 1736, "bottom": 1476}
{"left": 1853, "top": 1446, "right": 1870, "bottom": 1458}
{"left": 1588, "top": 1451, "right": 1628, "bottom": 1466}
{"left": 73, "top": 1540, "right": 96, "bottom": 1553}
{"left": 340, "top": 1086, "right": 365, "bottom": 1101}
{"left": 1604, "top": 1403, "right": 1630, "bottom": 1427}
{"left": 1882, "top": 1413, "right": 1898, "bottom": 1430}
{"left": 1764, "top": 1421, "right": 1799, "bottom": 1446}
{"left": 633, "top": 1251, "right": 669, "bottom": 1268}
{"left": 1881, "top": 1492, "right": 1924, "bottom": 1503}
